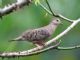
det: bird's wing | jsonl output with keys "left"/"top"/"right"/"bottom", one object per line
{"left": 21, "top": 29, "right": 50, "bottom": 41}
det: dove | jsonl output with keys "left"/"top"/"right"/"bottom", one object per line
{"left": 9, "top": 18, "right": 61, "bottom": 48}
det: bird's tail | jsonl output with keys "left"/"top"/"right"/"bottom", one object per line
{"left": 9, "top": 36, "right": 23, "bottom": 42}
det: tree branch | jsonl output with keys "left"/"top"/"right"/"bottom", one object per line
{"left": 57, "top": 45, "right": 80, "bottom": 50}
{"left": 0, "top": 41, "right": 61, "bottom": 57}
{"left": 45, "top": 0, "right": 56, "bottom": 16}
{"left": 0, "top": 18, "right": 80, "bottom": 57}
{"left": 0, "top": 0, "right": 31, "bottom": 18}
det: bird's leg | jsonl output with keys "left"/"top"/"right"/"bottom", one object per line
{"left": 35, "top": 44, "right": 44, "bottom": 50}
{"left": 33, "top": 40, "right": 45, "bottom": 50}
{"left": 54, "top": 40, "right": 57, "bottom": 44}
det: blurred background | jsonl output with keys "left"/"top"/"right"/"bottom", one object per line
{"left": 0, "top": 0, "right": 80, "bottom": 60}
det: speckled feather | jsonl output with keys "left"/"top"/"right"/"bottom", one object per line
{"left": 22, "top": 29, "right": 50, "bottom": 42}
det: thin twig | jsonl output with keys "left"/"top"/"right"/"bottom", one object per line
{"left": 45, "top": 0, "right": 56, "bottom": 16}
{"left": 57, "top": 45, "right": 80, "bottom": 50}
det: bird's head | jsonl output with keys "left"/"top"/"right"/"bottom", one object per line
{"left": 50, "top": 18, "right": 61, "bottom": 25}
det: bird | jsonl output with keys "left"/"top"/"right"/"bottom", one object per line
{"left": 9, "top": 18, "right": 61, "bottom": 49}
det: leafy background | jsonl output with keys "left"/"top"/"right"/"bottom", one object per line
{"left": 0, "top": 0, "right": 80, "bottom": 60}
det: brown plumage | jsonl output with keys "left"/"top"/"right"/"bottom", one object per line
{"left": 10, "top": 18, "right": 61, "bottom": 47}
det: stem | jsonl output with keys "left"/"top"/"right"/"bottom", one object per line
{"left": 57, "top": 45, "right": 80, "bottom": 50}
{"left": 45, "top": 0, "right": 56, "bottom": 16}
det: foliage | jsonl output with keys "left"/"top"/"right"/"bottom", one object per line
{"left": 0, "top": 0, "right": 80, "bottom": 60}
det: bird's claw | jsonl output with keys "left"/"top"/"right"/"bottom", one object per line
{"left": 37, "top": 46, "right": 44, "bottom": 50}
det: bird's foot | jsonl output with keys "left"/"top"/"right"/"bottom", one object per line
{"left": 33, "top": 40, "right": 45, "bottom": 50}
{"left": 35, "top": 44, "right": 44, "bottom": 50}
{"left": 53, "top": 40, "right": 58, "bottom": 44}
{"left": 37, "top": 46, "right": 44, "bottom": 50}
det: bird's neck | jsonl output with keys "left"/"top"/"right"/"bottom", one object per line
{"left": 45, "top": 23, "right": 58, "bottom": 35}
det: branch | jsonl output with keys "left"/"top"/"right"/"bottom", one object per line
{"left": 45, "top": 0, "right": 56, "bottom": 16}
{"left": 0, "top": 0, "right": 31, "bottom": 18}
{"left": 0, "top": 41, "right": 61, "bottom": 57}
{"left": 0, "top": 18, "right": 80, "bottom": 57}
{"left": 39, "top": 2, "right": 74, "bottom": 23}
{"left": 57, "top": 45, "right": 80, "bottom": 50}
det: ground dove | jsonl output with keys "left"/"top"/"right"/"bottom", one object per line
{"left": 10, "top": 18, "right": 61, "bottom": 48}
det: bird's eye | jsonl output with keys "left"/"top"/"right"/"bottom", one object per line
{"left": 56, "top": 20, "right": 59, "bottom": 22}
